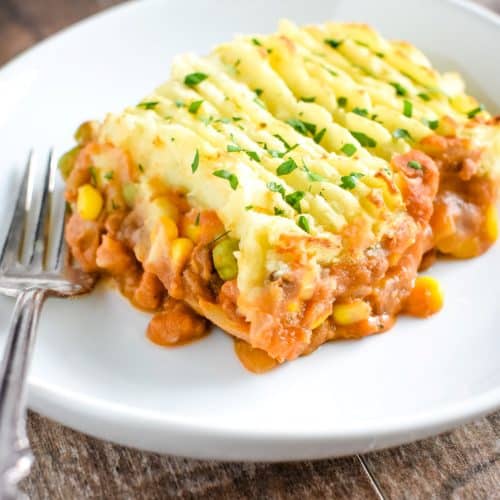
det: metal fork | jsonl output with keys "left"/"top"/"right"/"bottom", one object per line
{"left": 0, "top": 151, "right": 95, "bottom": 499}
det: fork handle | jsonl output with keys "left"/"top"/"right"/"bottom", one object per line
{"left": 0, "top": 288, "right": 46, "bottom": 499}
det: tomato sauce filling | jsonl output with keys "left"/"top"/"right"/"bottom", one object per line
{"left": 63, "top": 132, "right": 498, "bottom": 371}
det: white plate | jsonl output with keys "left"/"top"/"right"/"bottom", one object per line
{"left": 0, "top": 0, "right": 499, "bottom": 461}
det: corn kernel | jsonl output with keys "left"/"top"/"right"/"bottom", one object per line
{"left": 485, "top": 204, "right": 499, "bottom": 242}
{"left": 286, "top": 300, "right": 300, "bottom": 313}
{"left": 77, "top": 184, "right": 103, "bottom": 221}
{"left": 159, "top": 216, "right": 178, "bottom": 241}
{"left": 153, "top": 196, "right": 179, "bottom": 221}
{"left": 310, "top": 310, "right": 332, "bottom": 330}
{"left": 450, "top": 94, "right": 477, "bottom": 114}
{"left": 183, "top": 223, "right": 202, "bottom": 243}
{"left": 405, "top": 275, "right": 444, "bottom": 318}
{"left": 170, "top": 237, "right": 194, "bottom": 268}
{"left": 333, "top": 300, "right": 371, "bottom": 326}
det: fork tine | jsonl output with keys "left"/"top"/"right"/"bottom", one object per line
{"left": 26, "top": 150, "right": 53, "bottom": 270}
{"left": 0, "top": 152, "right": 34, "bottom": 272}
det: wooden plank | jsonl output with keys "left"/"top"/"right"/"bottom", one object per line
{"left": 22, "top": 412, "right": 378, "bottom": 499}
{"left": 362, "top": 413, "right": 500, "bottom": 499}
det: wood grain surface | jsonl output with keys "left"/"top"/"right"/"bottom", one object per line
{"left": 1, "top": 1, "right": 499, "bottom": 498}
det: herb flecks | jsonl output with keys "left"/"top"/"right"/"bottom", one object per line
{"left": 191, "top": 149, "right": 200, "bottom": 173}
{"left": 184, "top": 72, "right": 209, "bottom": 86}
{"left": 351, "top": 131, "right": 377, "bottom": 148}
{"left": 340, "top": 172, "right": 364, "bottom": 190}
{"left": 325, "top": 38, "right": 343, "bottom": 49}
{"left": 286, "top": 118, "right": 317, "bottom": 137}
{"left": 403, "top": 100, "right": 413, "bottom": 118}
{"left": 341, "top": 143, "right": 357, "bottom": 157}
{"left": 297, "top": 215, "right": 310, "bottom": 233}
{"left": 390, "top": 82, "right": 408, "bottom": 96}
{"left": 277, "top": 158, "right": 298, "bottom": 176}
{"left": 393, "top": 128, "right": 413, "bottom": 140}
{"left": 285, "top": 191, "right": 305, "bottom": 212}
{"left": 213, "top": 169, "right": 239, "bottom": 190}
{"left": 267, "top": 181, "right": 286, "bottom": 198}
{"left": 137, "top": 101, "right": 159, "bottom": 110}
{"left": 188, "top": 100, "right": 204, "bottom": 114}
{"left": 467, "top": 104, "right": 485, "bottom": 119}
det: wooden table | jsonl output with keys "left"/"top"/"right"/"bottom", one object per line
{"left": 1, "top": 1, "right": 499, "bottom": 498}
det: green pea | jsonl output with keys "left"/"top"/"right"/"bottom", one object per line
{"left": 58, "top": 146, "right": 81, "bottom": 179}
{"left": 122, "top": 182, "right": 138, "bottom": 207}
{"left": 212, "top": 238, "right": 239, "bottom": 280}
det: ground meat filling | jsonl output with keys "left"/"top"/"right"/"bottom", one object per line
{"left": 64, "top": 133, "right": 497, "bottom": 364}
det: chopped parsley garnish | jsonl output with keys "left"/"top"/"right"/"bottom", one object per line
{"left": 103, "top": 171, "right": 114, "bottom": 181}
{"left": 274, "top": 207, "right": 285, "bottom": 216}
{"left": 188, "top": 100, "right": 204, "bottom": 114}
{"left": 300, "top": 96, "right": 316, "bottom": 103}
{"left": 297, "top": 215, "right": 310, "bottom": 233}
{"left": 277, "top": 158, "right": 298, "bottom": 176}
{"left": 227, "top": 144, "right": 242, "bottom": 153}
{"left": 390, "top": 82, "right": 408, "bottom": 96}
{"left": 314, "top": 128, "right": 327, "bottom": 144}
{"left": 215, "top": 117, "right": 232, "bottom": 124}
{"left": 184, "top": 72, "right": 208, "bottom": 86}
{"left": 325, "top": 38, "right": 343, "bottom": 48}
{"left": 137, "top": 101, "right": 159, "bottom": 110}
{"left": 254, "top": 88, "right": 264, "bottom": 97}
{"left": 340, "top": 172, "right": 364, "bottom": 190}
{"left": 418, "top": 93, "right": 431, "bottom": 102}
{"left": 422, "top": 118, "right": 439, "bottom": 130}
{"left": 392, "top": 128, "right": 412, "bottom": 140}
{"left": 245, "top": 150, "right": 260, "bottom": 162}
{"left": 337, "top": 96, "right": 348, "bottom": 108}
{"left": 200, "top": 116, "right": 214, "bottom": 126}
{"left": 376, "top": 52, "right": 385, "bottom": 58}
{"left": 232, "top": 116, "right": 243, "bottom": 122}
{"left": 303, "top": 162, "right": 324, "bottom": 182}
{"left": 138, "top": 164, "right": 145, "bottom": 173}
{"left": 286, "top": 118, "right": 317, "bottom": 137}
{"left": 351, "top": 131, "right": 377, "bottom": 148}
{"left": 213, "top": 169, "right": 239, "bottom": 190}
{"left": 285, "top": 191, "right": 305, "bottom": 212}
{"left": 324, "top": 67, "right": 338, "bottom": 77}
{"left": 267, "top": 181, "right": 286, "bottom": 197}
{"left": 252, "top": 38, "right": 262, "bottom": 46}
{"left": 245, "top": 205, "right": 254, "bottom": 210}
{"left": 273, "top": 134, "right": 293, "bottom": 151}
{"left": 341, "top": 143, "right": 357, "bottom": 157}
{"left": 191, "top": 149, "right": 200, "bottom": 173}
{"left": 175, "top": 99, "right": 185, "bottom": 108}
{"left": 467, "top": 104, "right": 484, "bottom": 119}
{"left": 407, "top": 160, "right": 422, "bottom": 170}
{"left": 195, "top": 212, "right": 201, "bottom": 225}
{"left": 403, "top": 100, "right": 413, "bottom": 118}
{"left": 253, "top": 96, "right": 266, "bottom": 109}
{"left": 89, "top": 166, "right": 98, "bottom": 185}
{"left": 352, "top": 107, "right": 369, "bottom": 117}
